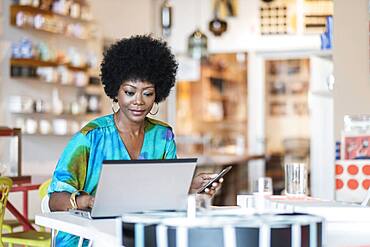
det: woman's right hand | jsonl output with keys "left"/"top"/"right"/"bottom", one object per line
{"left": 76, "top": 194, "right": 95, "bottom": 209}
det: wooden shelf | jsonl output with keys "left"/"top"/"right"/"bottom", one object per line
{"left": 0, "top": 127, "right": 21, "bottom": 137}
{"left": 23, "top": 133, "right": 73, "bottom": 137}
{"left": 268, "top": 94, "right": 308, "bottom": 99}
{"left": 9, "top": 76, "right": 89, "bottom": 89}
{"left": 305, "top": 14, "right": 332, "bottom": 18}
{"left": 11, "top": 112, "right": 99, "bottom": 118}
{"left": 10, "top": 58, "right": 89, "bottom": 71}
{"left": 12, "top": 24, "right": 89, "bottom": 40}
{"left": 11, "top": 58, "right": 58, "bottom": 67}
{"left": 10, "top": 4, "right": 92, "bottom": 23}
{"left": 202, "top": 119, "right": 247, "bottom": 124}
{"left": 10, "top": 5, "right": 92, "bottom": 40}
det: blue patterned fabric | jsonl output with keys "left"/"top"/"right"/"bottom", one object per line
{"left": 48, "top": 114, "right": 177, "bottom": 246}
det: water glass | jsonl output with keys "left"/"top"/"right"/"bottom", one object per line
{"left": 284, "top": 162, "right": 307, "bottom": 197}
{"left": 253, "top": 177, "right": 273, "bottom": 196}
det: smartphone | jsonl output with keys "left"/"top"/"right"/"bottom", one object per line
{"left": 197, "top": 166, "right": 232, "bottom": 193}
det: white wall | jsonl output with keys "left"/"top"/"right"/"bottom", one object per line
{"left": 333, "top": 0, "right": 370, "bottom": 139}
{"left": 0, "top": 0, "right": 5, "bottom": 125}
{"left": 166, "top": 0, "right": 321, "bottom": 54}
{"left": 90, "top": 0, "right": 154, "bottom": 40}
{"left": 167, "top": 0, "right": 259, "bottom": 53}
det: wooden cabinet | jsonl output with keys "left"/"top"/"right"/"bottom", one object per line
{"left": 264, "top": 58, "right": 311, "bottom": 193}
{"left": 265, "top": 58, "right": 310, "bottom": 155}
{"left": 176, "top": 53, "right": 248, "bottom": 156}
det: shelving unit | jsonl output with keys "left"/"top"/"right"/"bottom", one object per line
{"left": 303, "top": 0, "right": 333, "bottom": 34}
{"left": 264, "top": 58, "right": 311, "bottom": 194}
{"left": 5, "top": 1, "right": 104, "bottom": 137}
{"left": 259, "top": 0, "right": 333, "bottom": 35}
{"left": 176, "top": 53, "right": 248, "bottom": 156}
{"left": 265, "top": 58, "right": 310, "bottom": 154}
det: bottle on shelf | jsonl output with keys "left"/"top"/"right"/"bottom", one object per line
{"left": 52, "top": 88, "right": 63, "bottom": 115}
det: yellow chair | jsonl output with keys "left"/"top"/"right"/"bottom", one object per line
{"left": 2, "top": 179, "right": 51, "bottom": 233}
{"left": 38, "top": 179, "right": 51, "bottom": 201}
{"left": 0, "top": 177, "right": 50, "bottom": 247}
{"left": 0, "top": 176, "right": 13, "bottom": 247}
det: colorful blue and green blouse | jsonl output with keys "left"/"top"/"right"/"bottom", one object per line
{"left": 48, "top": 114, "right": 177, "bottom": 246}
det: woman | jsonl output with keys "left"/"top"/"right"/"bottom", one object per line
{"left": 48, "top": 35, "right": 221, "bottom": 246}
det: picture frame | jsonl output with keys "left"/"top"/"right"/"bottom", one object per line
{"left": 341, "top": 132, "right": 370, "bottom": 160}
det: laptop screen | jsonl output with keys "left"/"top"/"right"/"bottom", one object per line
{"left": 90, "top": 158, "right": 197, "bottom": 218}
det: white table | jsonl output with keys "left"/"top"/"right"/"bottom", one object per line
{"left": 269, "top": 196, "right": 370, "bottom": 246}
{"left": 37, "top": 202, "right": 370, "bottom": 247}
{"left": 35, "top": 212, "right": 122, "bottom": 247}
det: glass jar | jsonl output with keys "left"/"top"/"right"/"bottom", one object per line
{"left": 344, "top": 115, "right": 370, "bottom": 134}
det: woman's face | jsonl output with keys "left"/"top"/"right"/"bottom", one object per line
{"left": 116, "top": 80, "right": 156, "bottom": 123}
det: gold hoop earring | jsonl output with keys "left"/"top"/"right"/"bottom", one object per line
{"left": 149, "top": 103, "right": 159, "bottom": 115}
{"left": 111, "top": 99, "right": 119, "bottom": 114}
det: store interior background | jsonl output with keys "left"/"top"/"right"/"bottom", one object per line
{"left": 0, "top": 0, "right": 369, "bottom": 219}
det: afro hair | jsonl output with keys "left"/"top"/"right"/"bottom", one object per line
{"left": 100, "top": 35, "right": 178, "bottom": 103}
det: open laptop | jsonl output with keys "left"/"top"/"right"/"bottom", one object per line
{"left": 69, "top": 158, "right": 197, "bottom": 219}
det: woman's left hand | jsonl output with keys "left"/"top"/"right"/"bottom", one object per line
{"left": 189, "top": 173, "right": 223, "bottom": 197}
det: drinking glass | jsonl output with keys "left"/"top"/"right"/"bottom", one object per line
{"left": 284, "top": 162, "right": 307, "bottom": 197}
{"left": 253, "top": 177, "right": 273, "bottom": 196}
{"left": 252, "top": 177, "right": 273, "bottom": 213}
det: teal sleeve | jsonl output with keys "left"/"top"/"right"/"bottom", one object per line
{"left": 48, "top": 132, "right": 90, "bottom": 195}
{"left": 165, "top": 128, "right": 177, "bottom": 159}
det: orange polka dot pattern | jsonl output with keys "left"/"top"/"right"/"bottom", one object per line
{"left": 335, "top": 163, "right": 370, "bottom": 190}
{"left": 347, "top": 179, "right": 359, "bottom": 190}
{"left": 335, "top": 164, "right": 343, "bottom": 175}
{"left": 336, "top": 179, "right": 344, "bottom": 189}
{"left": 363, "top": 165, "right": 370, "bottom": 175}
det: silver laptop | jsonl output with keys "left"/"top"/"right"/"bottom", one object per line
{"left": 70, "top": 158, "right": 197, "bottom": 219}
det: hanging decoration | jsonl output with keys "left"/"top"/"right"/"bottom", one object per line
{"left": 160, "top": 0, "right": 172, "bottom": 37}
{"left": 187, "top": 0, "right": 208, "bottom": 59}
{"left": 213, "top": 0, "right": 238, "bottom": 18}
{"left": 209, "top": 0, "right": 229, "bottom": 36}
{"left": 209, "top": 16, "right": 228, "bottom": 36}
{"left": 187, "top": 29, "right": 208, "bottom": 60}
